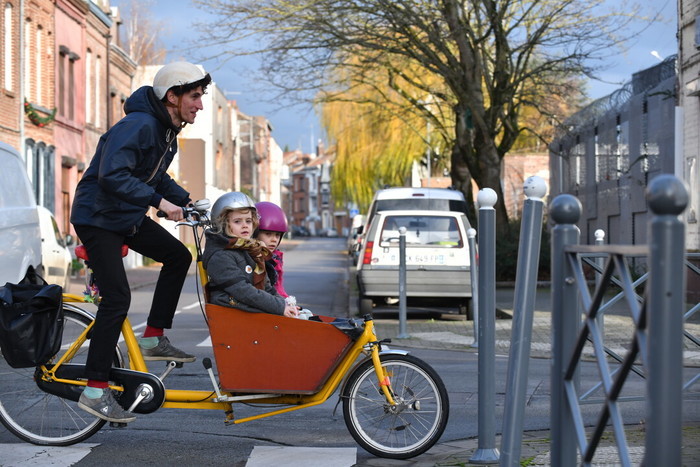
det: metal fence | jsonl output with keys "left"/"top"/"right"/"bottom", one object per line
{"left": 549, "top": 57, "right": 678, "bottom": 246}
{"left": 549, "top": 174, "right": 690, "bottom": 466}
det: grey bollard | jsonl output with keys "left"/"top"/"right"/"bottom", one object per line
{"left": 470, "top": 188, "right": 500, "bottom": 464}
{"left": 644, "top": 175, "right": 688, "bottom": 466}
{"left": 594, "top": 229, "right": 606, "bottom": 337}
{"left": 499, "top": 176, "right": 547, "bottom": 466}
{"left": 549, "top": 194, "right": 581, "bottom": 467}
{"left": 467, "top": 228, "right": 479, "bottom": 347}
{"left": 397, "top": 226, "right": 409, "bottom": 339}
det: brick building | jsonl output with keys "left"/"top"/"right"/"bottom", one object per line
{"left": 0, "top": 0, "right": 136, "bottom": 239}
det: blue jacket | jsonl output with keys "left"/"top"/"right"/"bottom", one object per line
{"left": 70, "top": 86, "right": 190, "bottom": 235}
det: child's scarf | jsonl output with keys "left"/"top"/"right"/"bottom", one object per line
{"left": 224, "top": 237, "right": 271, "bottom": 289}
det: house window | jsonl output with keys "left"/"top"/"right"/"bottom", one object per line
{"left": 58, "top": 46, "right": 66, "bottom": 117}
{"left": 85, "top": 49, "right": 92, "bottom": 123}
{"left": 23, "top": 19, "right": 30, "bottom": 99}
{"left": 25, "top": 140, "right": 55, "bottom": 210}
{"left": 95, "top": 55, "right": 101, "bottom": 127}
{"left": 68, "top": 54, "right": 75, "bottom": 120}
{"left": 3, "top": 3, "right": 13, "bottom": 91}
{"left": 35, "top": 25, "right": 42, "bottom": 104}
{"left": 58, "top": 46, "right": 80, "bottom": 121}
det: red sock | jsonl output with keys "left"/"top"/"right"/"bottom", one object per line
{"left": 87, "top": 379, "right": 109, "bottom": 389}
{"left": 143, "top": 325, "right": 164, "bottom": 338}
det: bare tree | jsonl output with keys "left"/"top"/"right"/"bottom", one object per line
{"left": 119, "top": 0, "right": 167, "bottom": 65}
{"left": 193, "top": 0, "right": 646, "bottom": 227}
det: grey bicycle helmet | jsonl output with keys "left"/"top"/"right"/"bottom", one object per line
{"left": 211, "top": 192, "right": 257, "bottom": 230}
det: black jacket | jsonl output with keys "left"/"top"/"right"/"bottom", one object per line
{"left": 70, "top": 86, "right": 190, "bottom": 235}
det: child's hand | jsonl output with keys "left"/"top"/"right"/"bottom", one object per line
{"left": 283, "top": 304, "right": 299, "bottom": 318}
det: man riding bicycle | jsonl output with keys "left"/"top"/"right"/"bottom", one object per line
{"left": 70, "top": 61, "right": 212, "bottom": 424}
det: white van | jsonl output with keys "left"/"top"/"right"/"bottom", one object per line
{"left": 0, "top": 142, "right": 43, "bottom": 285}
{"left": 356, "top": 209, "right": 472, "bottom": 315}
{"left": 353, "top": 187, "right": 469, "bottom": 259}
{"left": 364, "top": 187, "right": 468, "bottom": 230}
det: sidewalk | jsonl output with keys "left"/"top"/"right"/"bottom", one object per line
{"left": 346, "top": 265, "right": 700, "bottom": 465}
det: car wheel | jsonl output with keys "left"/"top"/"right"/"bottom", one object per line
{"left": 459, "top": 298, "right": 473, "bottom": 320}
{"left": 359, "top": 297, "right": 374, "bottom": 315}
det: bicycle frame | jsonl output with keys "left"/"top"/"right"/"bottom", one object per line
{"left": 39, "top": 206, "right": 396, "bottom": 424}
{"left": 38, "top": 307, "right": 393, "bottom": 423}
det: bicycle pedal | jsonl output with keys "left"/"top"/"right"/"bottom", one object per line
{"left": 109, "top": 422, "right": 128, "bottom": 428}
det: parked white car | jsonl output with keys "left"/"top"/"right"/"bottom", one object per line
{"left": 356, "top": 209, "right": 473, "bottom": 316}
{"left": 0, "top": 142, "right": 42, "bottom": 285}
{"left": 37, "top": 206, "right": 72, "bottom": 289}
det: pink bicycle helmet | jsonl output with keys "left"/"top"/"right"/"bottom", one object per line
{"left": 256, "top": 202, "right": 288, "bottom": 233}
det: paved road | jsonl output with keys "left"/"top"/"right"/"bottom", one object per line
{"left": 1, "top": 236, "right": 698, "bottom": 466}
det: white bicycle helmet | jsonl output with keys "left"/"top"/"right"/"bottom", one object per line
{"left": 153, "top": 61, "right": 209, "bottom": 100}
{"left": 211, "top": 192, "right": 257, "bottom": 230}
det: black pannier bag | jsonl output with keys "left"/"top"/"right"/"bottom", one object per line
{"left": 0, "top": 282, "right": 64, "bottom": 368}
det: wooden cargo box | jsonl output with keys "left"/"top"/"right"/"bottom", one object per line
{"left": 205, "top": 304, "right": 353, "bottom": 394}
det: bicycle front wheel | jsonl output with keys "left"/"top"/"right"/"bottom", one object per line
{"left": 342, "top": 353, "right": 449, "bottom": 459}
{"left": 0, "top": 305, "right": 116, "bottom": 445}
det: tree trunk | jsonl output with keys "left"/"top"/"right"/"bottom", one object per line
{"left": 452, "top": 104, "right": 510, "bottom": 236}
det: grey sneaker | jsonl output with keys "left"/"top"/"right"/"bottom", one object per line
{"left": 140, "top": 336, "right": 196, "bottom": 362}
{"left": 78, "top": 390, "right": 136, "bottom": 423}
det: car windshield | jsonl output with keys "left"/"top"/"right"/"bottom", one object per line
{"left": 379, "top": 215, "right": 462, "bottom": 247}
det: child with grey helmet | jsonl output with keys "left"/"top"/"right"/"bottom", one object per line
{"left": 202, "top": 193, "right": 299, "bottom": 318}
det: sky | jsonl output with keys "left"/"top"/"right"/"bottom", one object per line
{"left": 112, "top": 0, "right": 677, "bottom": 154}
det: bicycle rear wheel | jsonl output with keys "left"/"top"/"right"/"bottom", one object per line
{"left": 0, "top": 305, "right": 119, "bottom": 445}
{"left": 342, "top": 353, "right": 449, "bottom": 459}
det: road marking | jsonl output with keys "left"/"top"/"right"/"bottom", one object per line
{"left": 246, "top": 446, "right": 356, "bottom": 467}
{"left": 2, "top": 443, "right": 98, "bottom": 466}
{"left": 197, "top": 335, "right": 212, "bottom": 347}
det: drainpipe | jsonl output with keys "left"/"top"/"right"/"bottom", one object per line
{"left": 19, "top": 0, "right": 25, "bottom": 157}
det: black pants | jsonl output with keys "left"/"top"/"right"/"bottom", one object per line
{"left": 74, "top": 217, "right": 192, "bottom": 381}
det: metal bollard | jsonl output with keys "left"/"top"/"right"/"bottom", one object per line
{"left": 397, "top": 226, "right": 410, "bottom": 339}
{"left": 644, "top": 175, "right": 688, "bottom": 466}
{"left": 467, "top": 228, "right": 479, "bottom": 347}
{"left": 594, "top": 229, "right": 606, "bottom": 337}
{"left": 499, "top": 176, "right": 547, "bottom": 466}
{"left": 549, "top": 194, "right": 581, "bottom": 466}
{"left": 470, "top": 188, "right": 500, "bottom": 464}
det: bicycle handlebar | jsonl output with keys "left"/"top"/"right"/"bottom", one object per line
{"left": 156, "top": 199, "right": 211, "bottom": 223}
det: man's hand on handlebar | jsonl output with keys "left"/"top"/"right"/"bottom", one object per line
{"left": 158, "top": 199, "right": 185, "bottom": 221}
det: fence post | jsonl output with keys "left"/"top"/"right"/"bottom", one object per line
{"left": 468, "top": 227, "right": 479, "bottom": 347}
{"left": 499, "top": 176, "right": 547, "bottom": 466}
{"left": 470, "top": 188, "right": 500, "bottom": 464}
{"left": 397, "top": 226, "right": 409, "bottom": 339}
{"left": 644, "top": 174, "right": 688, "bottom": 466}
{"left": 549, "top": 194, "right": 581, "bottom": 466}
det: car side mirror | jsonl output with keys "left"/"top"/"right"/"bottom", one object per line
{"left": 356, "top": 225, "right": 364, "bottom": 235}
